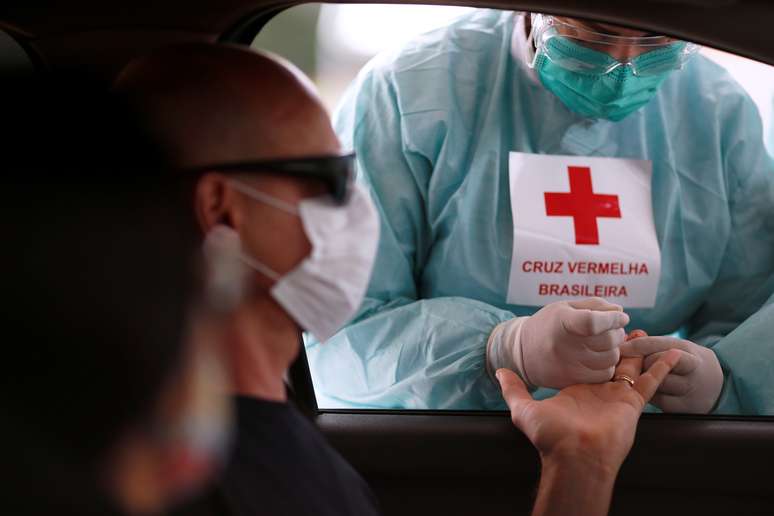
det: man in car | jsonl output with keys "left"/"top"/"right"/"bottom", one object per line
{"left": 115, "top": 44, "right": 383, "bottom": 515}
{"left": 113, "top": 44, "right": 680, "bottom": 516}
{"left": 308, "top": 10, "right": 774, "bottom": 414}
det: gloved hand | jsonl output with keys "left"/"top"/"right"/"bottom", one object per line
{"left": 487, "top": 298, "right": 630, "bottom": 390}
{"left": 619, "top": 336, "right": 724, "bottom": 414}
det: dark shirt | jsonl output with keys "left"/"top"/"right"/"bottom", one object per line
{"left": 173, "top": 396, "right": 380, "bottom": 516}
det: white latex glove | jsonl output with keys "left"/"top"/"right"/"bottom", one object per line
{"left": 487, "top": 298, "right": 630, "bottom": 390}
{"left": 619, "top": 336, "right": 723, "bottom": 414}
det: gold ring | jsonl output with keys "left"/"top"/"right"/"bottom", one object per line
{"left": 612, "top": 374, "right": 635, "bottom": 387}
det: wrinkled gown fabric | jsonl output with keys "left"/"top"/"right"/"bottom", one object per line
{"left": 713, "top": 284, "right": 774, "bottom": 415}
{"left": 306, "top": 10, "right": 774, "bottom": 412}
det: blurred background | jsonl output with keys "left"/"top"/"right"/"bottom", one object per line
{"left": 253, "top": 4, "right": 774, "bottom": 154}
{"left": 252, "top": 4, "right": 474, "bottom": 111}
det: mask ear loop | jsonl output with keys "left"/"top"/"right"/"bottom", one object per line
{"left": 202, "top": 224, "right": 283, "bottom": 309}
{"left": 228, "top": 179, "right": 300, "bottom": 216}
{"left": 240, "top": 253, "right": 281, "bottom": 282}
{"left": 225, "top": 180, "right": 300, "bottom": 282}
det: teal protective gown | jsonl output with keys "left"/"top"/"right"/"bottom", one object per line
{"left": 713, "top": 282, "right": 774, "bottom": 415}
{"left": 306, "top": 10, "right": 774, "bottom": 412}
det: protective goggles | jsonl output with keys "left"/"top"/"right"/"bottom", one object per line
{"left": 529, "top": 14, "right": 700, "bottom": 77}
{"left": 189, "top": 153, "right": 355, "bottom": 205}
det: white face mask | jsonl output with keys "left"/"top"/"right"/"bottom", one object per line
{"left": 204, "top": 180, "right": 380, "bottom": 342}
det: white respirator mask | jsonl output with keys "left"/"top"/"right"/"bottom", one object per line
{"left": 203, "top": 180, "right": 380, "bottom": 342}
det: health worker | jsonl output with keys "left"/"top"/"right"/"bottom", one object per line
{"left": 306, "top": 10, "right": 774, "bottom": 414}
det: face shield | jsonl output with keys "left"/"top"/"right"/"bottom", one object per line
{"left": 529, "top": 14, "right": 700, "bottom": 77}
{"left": 527, "top": 14, "right": 701, "bottom": 121}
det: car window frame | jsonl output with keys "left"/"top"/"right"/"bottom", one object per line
{"left": 249, "top": 2, "right": 774, "bottom": 424}
{"left": 0, "top": 23, "right": 45, "bottom": 73}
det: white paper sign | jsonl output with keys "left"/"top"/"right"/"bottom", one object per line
{"left": 507, "top": 152, "right": 661, "bottom": 308}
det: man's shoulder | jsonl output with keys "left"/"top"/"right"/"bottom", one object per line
{"left": 220, "top": 397, "right": 381, "bottom": 516}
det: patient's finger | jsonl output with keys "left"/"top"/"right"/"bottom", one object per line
{"left": 620, "top": 336, "right": 693, "bottom": 357}
{"left": 496, "top": 369, "right": 535, "bottom": 428}
{"left": 614, "top": 355, "right": 643, "bottom": 382}
{"left": 633, "top": 349, "right": 682, "bottom": 402}
{"left": 643, "top": 350, "right": 699, "bottom": 375}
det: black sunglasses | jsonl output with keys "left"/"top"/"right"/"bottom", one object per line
{"left": 187, "top": 153, "right": 356, "bottom": 205}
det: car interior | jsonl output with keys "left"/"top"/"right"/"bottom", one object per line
{"left": 3, "top": 1, "right": 774, "bottom": 515}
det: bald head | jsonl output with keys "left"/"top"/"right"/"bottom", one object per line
{"left": 115, "top": 43, "right": 339, "bottom": 168}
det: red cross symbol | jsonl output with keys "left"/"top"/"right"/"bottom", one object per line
{"left": 544, "top": 166, "right": 621, "bottom": 245}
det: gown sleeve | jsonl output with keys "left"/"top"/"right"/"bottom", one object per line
{"left": 305, "top": 60, "right": 515, "bottom": 410}
{"left": 711, "top": 284, "right": 774, "bottom": 415}
{"left": 686, "top": 92, "right": 774, "bottom": 346}
{"left": 685, "top": 91, "right": 774, "bottom": 414}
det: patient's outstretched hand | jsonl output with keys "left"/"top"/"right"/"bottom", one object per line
{"left": 497, "top": 346, "right": 679, "bottom": 474}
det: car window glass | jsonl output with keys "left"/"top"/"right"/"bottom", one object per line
{"left": 253, "top": 5, "right": 774, "bottom": 416}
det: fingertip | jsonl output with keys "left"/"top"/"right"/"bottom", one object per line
{"left": 588, "top": 311, "right": 629, "bottom": 336}
{"left": 626, "top": 329, "right": 648, "bottom": 341}
{"left": 605, "top": 312, "right": 629, "bottom": 337}
{"left": 664, "top": 349, "right": 682, "bottom": 368}
{"left": 496, "top": 368, "right": 516, "bottom": 386}
{"left": 605, "top": 311, "right": 629, "bottom": 331}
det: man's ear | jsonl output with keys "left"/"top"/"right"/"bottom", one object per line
{"left": 194, "top": 173, "right": 233, "bottom": 232}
